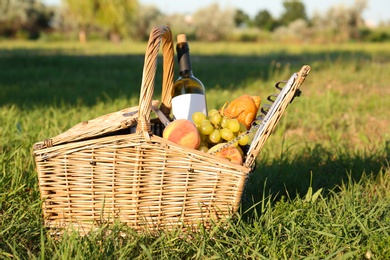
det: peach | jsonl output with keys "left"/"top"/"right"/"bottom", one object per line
{"left": 208, "top": 143, "right": 243, "bottom": 165}
{"left": 163, "top": 119, "right": 201, "bottom": 149}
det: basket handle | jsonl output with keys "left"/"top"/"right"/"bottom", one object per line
{"left": 136, "top": 25, "right": 175, "bottom": 138}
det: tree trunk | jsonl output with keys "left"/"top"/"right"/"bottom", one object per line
{"left": 110, "top": 32, "right": 121, "bottom": 44}
{"left": 78, "top": 30, "right": 87, "bottom": 43}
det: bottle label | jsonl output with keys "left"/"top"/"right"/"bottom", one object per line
{"left": 171, "top": 93, "right": 207, "bottom": 121}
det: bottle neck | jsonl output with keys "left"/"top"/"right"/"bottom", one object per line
{"left": 177, "top": 42, "right": 193, "bottom": 77}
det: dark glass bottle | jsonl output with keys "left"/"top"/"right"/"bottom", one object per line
{"left": 171, "top": 34, "right": 207, "bottom": 121}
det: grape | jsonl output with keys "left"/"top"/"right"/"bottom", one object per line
{"left": 238, "top": 134, "right": 249, "bottom": 146}
{"left": 239, "top": 122, "right": 247, "bottom": 132}
{"left": 198, "top": 146, "right": 209, "bottom": 152}
{"left": 192, "top": 112, "right": 206, "bottom": 124}
{"left": 199, "top": 132, "right": 207, "bottom": 141}
{"left": 208, "top": 109, "right": 218, "bottom": 117}
{"left": 220, "top": 128, "right": 234, "bottom": 141}
{"left": 209, "top": 129, "right": 221, "bottom": 143}
{"left": 200, "top": 141, "right": 208, "bottom": 147}
{"left": 198, "top": 141, "right": 209, "bottom": 152}
{"left": 221, "top": 116, "right": 230, "bottom": 128}
{"left": 230, "top": 140, "right": 239, "bottom": 147}
{"left": 201, "top": 119, "right": 211, "bottom": 125}
{"left": 194, "top": 107, "right": 251, "bottom": 157}
{"left": 210, "top": 112, "right": 222, "bottom": 125}
{"left": 200, "top": 121, "right": 214, "bottom": 135}
{"left": 228, "top": 118, "right": 240, "bottom": 133}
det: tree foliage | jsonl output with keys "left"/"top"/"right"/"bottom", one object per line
{"left": 192, "top": 3, "right": 234, "bottom": 41}
{"left": 95, "top": 0, "right": 137, "bottom": 41}
{"left": 63, "top": 0, "right": 97, "bottom": 31}
{"left": 252, "top": 1, "right": 306, "bottom": 32}
{"left": 0, "top": 0, "right": 54, "bottom": 39}
{"left": 234, "top": 9, "right": 251, "bottom": 28}
{"left": 0, "top": 0, "right": 384, "bottom": 43}
{"left": 129, "top": 4, "right": 164, "bottom": 41}
{"left": 311, "top": 0, "right": 368, "bottom": 42}
{"left": 280, "top": 0, "right": 307, "bottom": 26}
{"left": 63, "top": 0, "right": 138, "bottom": 42}
{"left": 165, "top": 13, "right": 195, "bottom": 40}
{"left": 254, "top": 10, "right": 278, "bottom": 31}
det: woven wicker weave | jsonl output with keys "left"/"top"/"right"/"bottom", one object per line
{"left": 33, "top": 25, "right": 310, "bottom": 234}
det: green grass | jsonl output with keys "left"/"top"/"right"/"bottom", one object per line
{"left": 1, "top": 39, "right": 389, "bottom": 259}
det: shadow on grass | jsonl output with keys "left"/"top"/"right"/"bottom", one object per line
{"left": 241, "top": 142, "right": 390, "bottom": 215}
{"left": 0, "top": 47, "right": 375, "bottom": 108}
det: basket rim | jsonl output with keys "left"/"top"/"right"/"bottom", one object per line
{"left": 33, "top": 131, "right": 251, "bottom": 173}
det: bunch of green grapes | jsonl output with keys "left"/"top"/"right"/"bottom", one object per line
{"left": 192, "top": 109, "right": 250, "bottom": 152}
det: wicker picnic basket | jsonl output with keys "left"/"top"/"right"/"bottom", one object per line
{"left": 33, "top": 25, "right": 310, "bottom": 234}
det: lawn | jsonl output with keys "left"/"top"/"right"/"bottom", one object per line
{"left": 0, "top": 38, "right": 389, "bottom": 259}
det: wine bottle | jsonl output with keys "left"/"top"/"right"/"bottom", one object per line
{"left": 171, "top": 34, "right": 207, "bottom": 121}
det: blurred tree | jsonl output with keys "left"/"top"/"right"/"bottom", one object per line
{"left": 0, "top": 0, "right": 54, "bottom": 39}
{"left": 279, "top": 0, "right": 307, "bottom": 26}
{"left": 192, "top": 3, "right": 234, "bottom": 41}
{"left": 348, "top": 0, "right": 367, "bottom": 38}
{"left": 95, "top": 0, "right": 138, "bottom": 42}
{"left": 63, "top": 0, "right": 138, "bottom": 43}
{"left": 311, "top": 0, "right": 368, "bottom": 42}
{"left": 234, "top": 9, "right": 251, "bottom": 28}
{"left": 129, "top": 4, "right": 165, "bottom": 41}
{"left": 63, "top": 0, "right": 98, "bottom": 42}
{"left": 254, "top": 9, "right": 278, "bottom": 31}
{"left": 165, "top": 13, "right": 195, "bottom": 39}
{"left": 273, "top": 19, "right": 309, "bottom": 42}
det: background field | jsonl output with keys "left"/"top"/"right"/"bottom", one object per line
{"left": 1, "top": 40, "right": 389, "bottom": 259}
